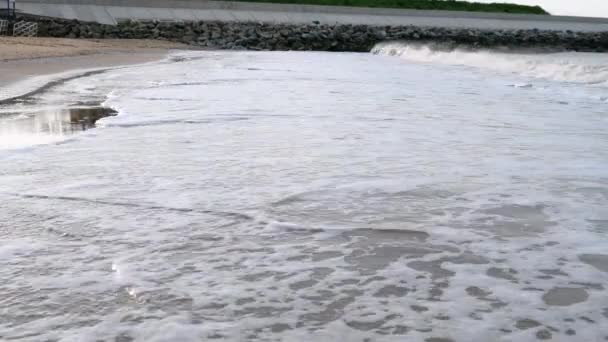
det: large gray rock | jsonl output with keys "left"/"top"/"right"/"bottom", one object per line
{"left": 22, "top": 15, "right": 608, "bottom": 52}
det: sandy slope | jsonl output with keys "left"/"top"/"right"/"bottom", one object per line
{"left": 0, "top": 37, "right": 190, "bottom": 88}
{"left": 0, "top": 37, "right": 187, "bottom": 61}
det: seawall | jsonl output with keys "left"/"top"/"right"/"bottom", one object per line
{"left": 23, "top": 17, "right": 608, "bottom": 52}
{"left": 16, "top": 0, "right": 608, "bottom": 32}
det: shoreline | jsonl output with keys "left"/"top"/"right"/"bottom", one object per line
{"left": 0, "top": 37, "right": 191, "bottom": 103}
{"left": 0, "top": 37, "right": 189, "bottom": 92}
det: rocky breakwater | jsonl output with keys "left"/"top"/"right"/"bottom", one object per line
{"left": 29, "top": 16, "right": 608, "bottom": 52}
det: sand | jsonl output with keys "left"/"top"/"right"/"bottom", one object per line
{"left": 0, "top": 37, "right": 189, "bottom": 87}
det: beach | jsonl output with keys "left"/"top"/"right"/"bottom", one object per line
{"left": 0, "top": 37, "right": 188, "bottom": 87}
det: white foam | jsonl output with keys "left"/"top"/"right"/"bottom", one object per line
{"left": 0, "top": 132, "right": 66, "bottom": 150}
{"left": 372, "top": 42, "right": 608, "bottom": 84}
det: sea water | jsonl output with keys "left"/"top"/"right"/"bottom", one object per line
{"left": 1, "top": 46, "right": 607, "bottom": 341}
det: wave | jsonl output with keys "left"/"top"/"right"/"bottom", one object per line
{"left": 372, "top": 42, "right": 608, "bottom": 84}
{"left": 0, "top": 69, "right": 110, "bottom": 106}
{"left": 2, "top": 192, "right": 253, "bottom": 221}
{"left": 0, "top": 54, "right": 176, "bottom": 105}
{"left": 265, "top": 220, "right": 430, "bottom": 241}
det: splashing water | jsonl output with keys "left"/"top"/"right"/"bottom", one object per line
{"left": 372, "top": 42, "right": 608, "bottom": 84}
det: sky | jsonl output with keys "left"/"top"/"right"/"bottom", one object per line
{"left": 476, "top": 0, "right": 608, "bottom": 18}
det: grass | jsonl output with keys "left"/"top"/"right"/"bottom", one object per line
{"left": 228, "top": 0, "right": 549, "bottom": 15}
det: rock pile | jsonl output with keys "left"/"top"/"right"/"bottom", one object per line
{"left": 26, "top": 16, "right": 608, "bottom": 52}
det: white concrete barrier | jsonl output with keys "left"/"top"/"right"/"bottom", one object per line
{"left": 16, "top": 0, "right": 608, "bottom": 31}
{"left": 13, "top": 21, "right": 38, "bottom": 36}
{"left": 0, "top": 19, "right": 9, "bottom": 34}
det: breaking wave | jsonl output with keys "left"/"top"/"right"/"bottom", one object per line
{"left": 372, "top": 42, "right": 608, "bottom": 84}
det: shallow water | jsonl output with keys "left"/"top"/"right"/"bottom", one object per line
{"left": 1, "top": 48, "right": 607, "bottom": 342}
{"left": 0, "top": 106, "right": 117, "bottom": 149}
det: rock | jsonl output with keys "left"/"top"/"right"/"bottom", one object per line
{"left": 181, "top": 34, "right": 195, "bottom": 43}
{"left": 18, "top": 15, "right": 608, "bottom": 52}
{"left": 536, "top": 329, "right": 552, "bottom": 340}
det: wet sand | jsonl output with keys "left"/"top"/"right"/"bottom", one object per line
{"left": 0, "top": 37, "right": 189, "bottom": 143}
{"left": 0, "top": 37, "right": 188, "bottom": 87}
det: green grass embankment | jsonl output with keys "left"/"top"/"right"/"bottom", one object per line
{"left": 229, "top": 0, "right": 549, "bottom": 15}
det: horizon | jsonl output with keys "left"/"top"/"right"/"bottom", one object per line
{"left": 476, "top": 0, "right": 608, "bottom": 18}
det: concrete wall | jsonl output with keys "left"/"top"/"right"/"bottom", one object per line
{"left": 16, "top": 0, "right": 608, "bottom": 31}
